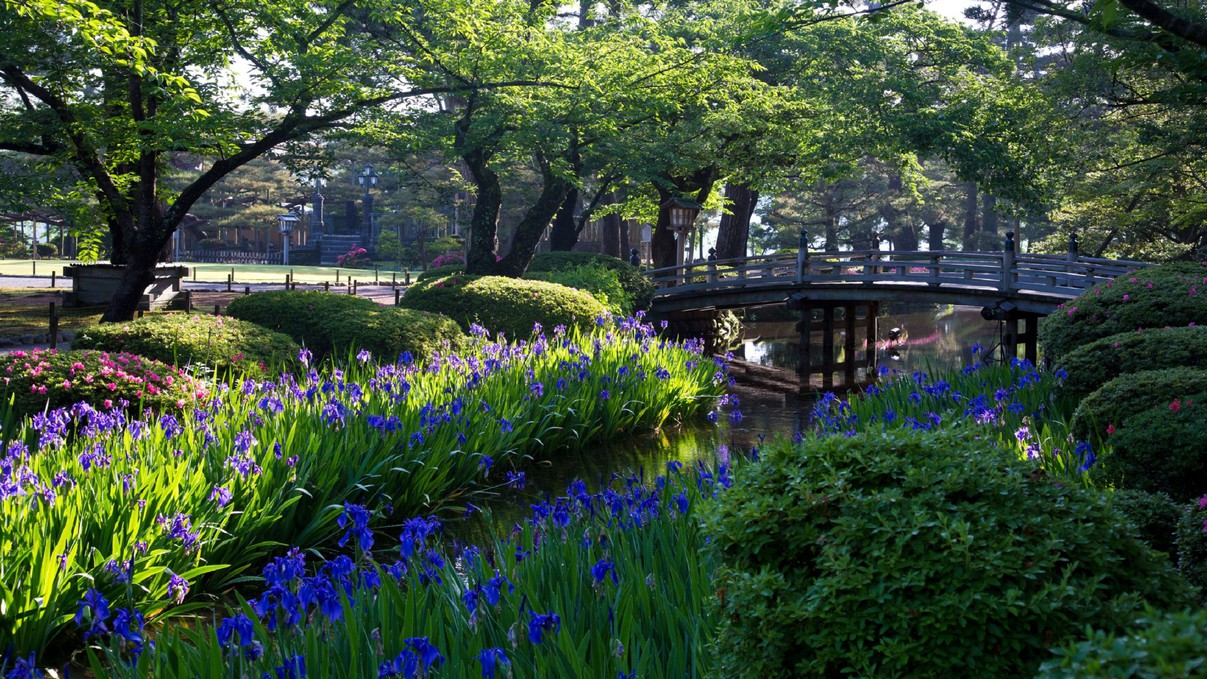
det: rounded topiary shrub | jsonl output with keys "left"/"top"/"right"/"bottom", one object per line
{"left": 1112, "top": 489, "right": 1181, "bottom": 557}
{"left": 0, "top": 348, "right": 200, "bottom": 421}
{"left": 1039, "top": 260, "right": 1207, "bottom": 360}
{"left": 699, "top": 429, "right": 1193, "bottom": 678}
{"left": 1070, "top": 367, "right": 1207, "bottom": 442}
{"left": 401, "top": 275, "right": 609, "bottom": 338}
{"left": 526, "top": 263, "right": 631, "bottom": 316}
{"left": 528, "top": 251, "right": 655, "bottom": 313}
{"left": 1037, "top": 607, "right": 1207, "bottom": 677}
{"left": 1058, "top": 326, "right": 1207, "bottom": 399}
{"left": 414, "top": 263, "right": 464, "bottom": 283}
{"left": 1094, "top": 398, "right": 1207, "bottom": 502}
{"left": 1175, "top": 496, "right": 1207, "bottom": 593}
{"left": 225, "top": 291, "right": 464, "bottom": 362}
{"left": 72, "top": 314, "right": 299, "bottom": 378}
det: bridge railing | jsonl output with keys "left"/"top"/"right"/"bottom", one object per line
{"left": 646, "top": 231, "right": 1150, "bottom": 300}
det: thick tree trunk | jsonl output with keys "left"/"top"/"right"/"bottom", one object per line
{"left": 649, "top": 169, "right": 718, "bottom": 269}
{"left": 928, "top": 219, "right": 947, "bottom": 251}
{"left": 462, "top": 148, "right": 502, "bottom": 276}
{"left": 601, "top": 193, "right": 621, "bottom": 257}
{"left": 549, "top": 186, "right": 580, "bottom": 251}
{"left": 962, "top": 182, "right": 979, "bottom": 250}
{"left": 715, "top": 182, "right": 758, "bottom": 260}
{"left": 497, "top": 158, "right": 574, "bottom": 277}
{"left": 982, "top": 193, "right": 998, "bottom": 241}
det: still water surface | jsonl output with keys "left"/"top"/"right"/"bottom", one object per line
{"left": 469, "top": 305, "right": 1002, "bottom": 530}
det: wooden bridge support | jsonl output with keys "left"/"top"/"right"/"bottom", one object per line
{"left": 999, "top": 313, "right": 1041, "bottom": 364}
{"left": 793, "top": 298, "right": 879, "bottom": 393}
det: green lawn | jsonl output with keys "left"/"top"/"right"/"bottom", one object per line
{"left": 0, "top": 288, "right": 103, "bottom": 336}
{"left": 0, "top": 259, "right": 415, "bottom": 285}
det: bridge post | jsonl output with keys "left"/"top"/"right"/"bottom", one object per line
{"left": 796, "top": 229, "right": 809, "bottom": 284}
{"left": 1066, "top": 232, "right": 1078, "bottom": 288}
{"left": 707, "top": 248, "right": 717, "bottom": 284}
{"left": 1001, "top": 231, "right": 1016, "bottom": 294}
{"left": 844, "top": 304, "right": 857, "bottom": 385}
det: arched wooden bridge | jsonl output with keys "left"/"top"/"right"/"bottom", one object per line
{"left": 644, "top": 232, "right": 1148, "bottom": 390}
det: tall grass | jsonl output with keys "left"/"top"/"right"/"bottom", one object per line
{"left": 0, "top": 316, "right": 726, "bottom": 657}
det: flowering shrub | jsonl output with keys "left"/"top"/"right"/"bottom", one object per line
{"left": 1038, "top": 606, "right": 1207, "bottom": 677}
{"left": 1175, "top": 495, "right": 1207, "bottom": 593}
{"left": 700, "top": 428, "right": 1193, "bottom": 677}
{"left": 1070, "top": 367, "right": 1207, "bottom": 443}
{"left": 335, "top": 244, "right": 372, "bottom": 269}
{"left": 1039, "top": 260, "right": 1207, "bottom": 360}
{"left": 0, "top": 349, "right": 200, "bottom": 421}
{"left": 401, "top": 275, "right": 609, "bottom": 338}
{"left": 1057, "top": 325, "right": 1207, "bottom": 398}
{"left": 429, "top": 251, "right": 465, "bottom": 269}
{"left": 72, "top": 314, "right": 299, "bottom": 378}
{"left": 1097, "top": 397, "right": 1207, "bottom": 502}
{"left": 227, "top": 291, "right": 465, "bottom": 361}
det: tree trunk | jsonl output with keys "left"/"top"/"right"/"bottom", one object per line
{"left": 650, "top": 169, "right": 718, "bottom": 269}
{"left": 462, "top": 147, "right": 502, "bottom": 276}
{"left": 715, "top": 182, "right": 758, "bottom": 260}
{"left": 601, "top": 193, "right": 621, "bottom": 257}
{"left": 962, "top": 182, "right": 979, "bottom": 250}
{"left": 549, "top": 186, "right": 580, "bottom": 251}
{"left": 928, "top": 219, "right": 947, "bottom": 251}
{"left": 982, "top": 193, "right": 998, "bottom": 242}
{"left": 497, "top": 156, "right": 574, "bottom": 277}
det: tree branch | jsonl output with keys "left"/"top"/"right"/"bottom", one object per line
{"left": 1116, "top": 0, "right": 1207, "bottom": 48}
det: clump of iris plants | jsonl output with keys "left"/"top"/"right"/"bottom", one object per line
{"left": 72, "top": 458, "right": 735, "bottom": 678}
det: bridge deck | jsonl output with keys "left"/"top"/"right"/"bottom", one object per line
{"left": 647, "top": 248, "right": 1146, "bottom": 315}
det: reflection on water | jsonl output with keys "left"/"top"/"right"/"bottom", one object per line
{"left": 468, "top": 305, "right": 997, "bottom": 531}
{"left": 739, "top": 305, "right": 1004, "bottom": 378}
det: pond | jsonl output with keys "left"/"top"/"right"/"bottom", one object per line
{"left": 469, "top": 303, "right": 1003, "bottom": 530}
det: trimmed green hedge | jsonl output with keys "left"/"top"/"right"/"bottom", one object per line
{"left": 1070, "top": 367, "right": 1207, "bottom": 442}
{"left": 225, "top": 291, "right": 464, "bottom": 362}
{"left": 1058, "top": 326, "right": 1207, "bottom": 399}
{"left": 1039, "top": 261, "right": 1207, "bottom": 360}
{"left": 1038, "top": 607, "right": 1207, "bottom": 677}
{"left": 700, "top": 429, "right": 1192, "bottom": 678}
{"left": 528, "top": 252, "right": 655, "bottom": 313}
{"left": 1097, "top": 398, "right": 1207, "bottom": 502}
{"left": 414, "top": 263, "right": 464, "bottom": 283}
{"left": 401, "top": 274, "right": 609, "bottom": 339}
{"left": 1112, "top": 489, "right": 1181, "bottom": 557}
{"left": 73, "top": 313, "right": 299, "bottom": 378}
{"left": 526, "top": 263, "right": 631, "bottom": 316}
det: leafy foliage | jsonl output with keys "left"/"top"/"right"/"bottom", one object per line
{"left": 1037, "top": 607, "right": 1207, "bottom": 678}
{"left": 72, "top": 314, "right": 299, "bottom": 378}
{"left": 1175, "top": 496, "right": 1207, "bottom": 594}
{"left": 0, "top": 349, "right": 199, "bottom": 421}
{"left": 527, "top": 252, "right": 655, "bottom": 313}
{"left": 1096, "top": 398, "right": 1207, "bottom": 503}
{"left": 401, "top": 275, "right": 609, "bottom": 339}
{"left": 225, "top": 291, "right": 464, "bottom": 362}
{"left": 1070, "top": 367, "right": 1207, "bottom": 442}
{"left": 1112, "top": 489, "right": 1182, "bottom": 557}
{"left": 1038, "top": 261, "right": 1207, "bottom": 360}
{"left": 526, "top": 264, "right": 631, "bottom": 316}
{"left": 700, "top": 428, "right": 1192, "bottom": 678}
{"left": 1057, "top": 326, "right": 1207, "bottom": 398}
